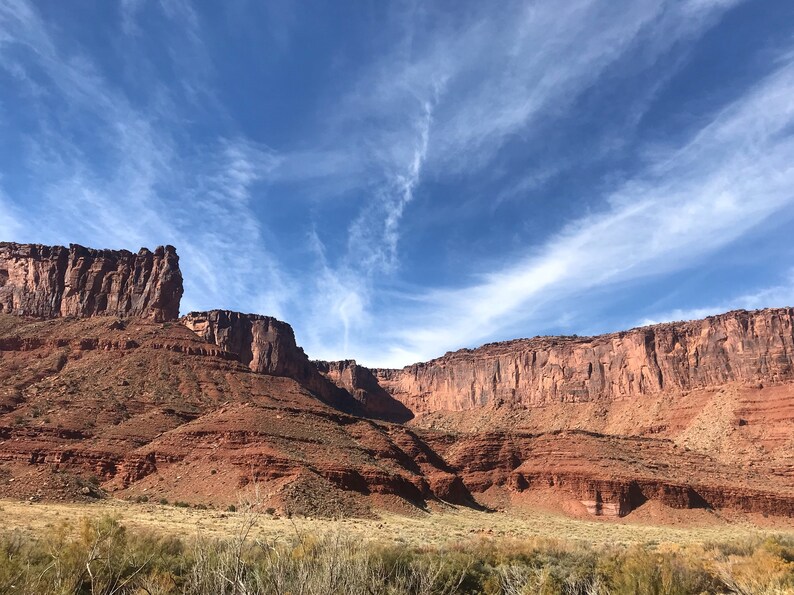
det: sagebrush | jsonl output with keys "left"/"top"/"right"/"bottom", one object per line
{"left": 1, "top": 510, "right": 793, "bottom": 594}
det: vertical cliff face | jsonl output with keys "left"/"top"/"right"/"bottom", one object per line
{"left": 181, "top": 310, "right": 319, "bottom": 381}
{"left": 374, "top": 309, "right": 794, "bottom": 414}
{"left": 0, "top": 243, "right": 183, "bottom": 322}
{"left": 181, "top": 310, "right": 360, "bottom": 413}
{"left": 315, "top": 360, "right": 414, "bottom": 423}
{"left": 182, "top": 310, "right": 307, "bottom": 377}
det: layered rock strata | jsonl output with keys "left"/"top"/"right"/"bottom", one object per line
{"left": 0, "top": 315, "right": 470, "bottom": 512}
{"left": 421, "top": 429, "right": 794, "bottom": 518}
{"left": 1, "top": 240, "right": 793, "bottom": 519}
{"left": 181, "top": 310, "right": 364, "bottom": 414}
{"left": 0, "top": 243, "right": 182, "bottom": 322}
{"left": 374, "top": 308, "right": 794, "bottom": 413}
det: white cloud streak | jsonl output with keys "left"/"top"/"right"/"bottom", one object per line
{"left": 0, "top": 0, "right": 291, "bottom": 318}
{"left": 359, "top": 55, "right": 794, "bottom": 366}
{"left": 639, "top": 269, "right": 794, "bottom": 327}
{"left": 347, "top": 97, "right": 435, "bottom": 274}
{"left": 298, "top": 0, "right": 747, "bottom": 361}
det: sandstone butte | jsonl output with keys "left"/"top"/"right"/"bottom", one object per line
{"left": 0, "top": 242, "right": 792, "bottom": 521}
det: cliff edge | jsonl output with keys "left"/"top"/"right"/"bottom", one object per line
{"left": 0, "top": 242, "right": 182, "bottom": 322}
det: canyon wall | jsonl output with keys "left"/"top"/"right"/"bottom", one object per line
{"left": 181, "top": 309, "right": 345, "bottom": 403}
{"left": 315, "top": 360, "right": 414, "bottom": 423}
{"left": 182, "top": 310, "right": 371, "bottom": 416}
{"left": 0, "top": 243, "right": 182, "bottom": 322}
{"left": 374, "top": 308, "right": 794, "bottom": 413}
{"left": 182, "top": 310, "right": 313, "bottom": 378}
{"left": 182, "top": 311, "right": 415, "bottom": 422}
{"left": 2, "top": 241, "right": 791, "bottom": 518}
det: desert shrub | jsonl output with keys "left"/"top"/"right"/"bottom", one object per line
{"left": 0, "top": 530, "right": 51, "bottom": 594}
{"left": 1, "top": 513, "right": 793, "bottom": 594}
{"left": 0, "top": 515, "right": 184, "bottom": 594}
{"left": 714, "top": 536, "right": 794, "bottom": 595}
{"left": 597, "top": 544, "right": 719, "bottom": 595}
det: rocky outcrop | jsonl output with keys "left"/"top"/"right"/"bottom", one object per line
{"left": 181, "top": 310, "right": 360, "bottom": 413}
{"left": 315, "top": 360, "right": 414, "bottom": 423}
{"left": 0, "top": 243, "right": 182, "bottom": 322}
{"left": 0, "top": 314, "right": 470, "bottom": 512}
{"left": 423, "top": 429, "right": 794, "bottom": 517}
{"left": 181, "top": 311, "right": 417, "bottom": 422}
{"left": 182, "top": 310, "right": 310, "bottom": 377}
{"left": 374, "top": 309, "right": 794, "bottom": 413}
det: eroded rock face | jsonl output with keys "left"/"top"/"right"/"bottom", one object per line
{"left": 181, "top": 310, "right": 358, "bottom": 413}
{"left": 182, "top": 310, "right": 305, "bottom": 376}
{"left": 0, "top": 315, "right": 471, "bottom": 512}
{"left": 0, "top": 243, "right": 182, "bottom": 322}
{"left": 315, "top": 360, "right": 414, "bottom": 423}
{"left": 422, "top": 429, "right": 794, "bottom": 518}
{"left": 375, "top": 309, "right": 794, "bottom": 413}
{"left": 0, "top": 306, "right": 792, "bottom": 518}
{"left": 182, "top": 311, "right": 418, "bottom": 422}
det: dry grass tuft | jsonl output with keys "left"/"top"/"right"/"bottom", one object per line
{"left": 2, "top": 497, "right": 793, "bottom": 593}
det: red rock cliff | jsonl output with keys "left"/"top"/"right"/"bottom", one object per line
{"left": 181, "top": 310, "right": 361, "bottom": 413}
{"left": 315, "top": 360, "right": 414, "bottom": 423}
{"left": 0, "top": 243, "right": 183, "bottom": 322}
{"left": 182, "top": 310, "right": 310, "bottom": 377}
{"left": 374, "top": 308, "right": 794, "bottom": 413}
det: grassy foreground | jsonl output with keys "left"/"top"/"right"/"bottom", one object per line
{"left": 1, "top": 500, "right": 793, "bottom": 594}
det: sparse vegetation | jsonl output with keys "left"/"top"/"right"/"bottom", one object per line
{"left": 0, "top": 508, "right": 792, "bottom": 594}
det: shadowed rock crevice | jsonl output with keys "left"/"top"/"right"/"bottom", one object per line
{"left": 314, "top": 360, "right": 414, "bottom": 423}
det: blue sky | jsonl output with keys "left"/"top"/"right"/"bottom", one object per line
{"left": 1, "top": 1, "right": 794, "bottom": 367}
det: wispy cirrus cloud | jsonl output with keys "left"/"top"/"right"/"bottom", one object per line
{"left": 299, "top": 0, "right": 746, "bottom": 360}
{"left": 0, "top": 0, "right": 291, "bottom": 318}
{"left": 347, "top": 97, "right": 435, "bottom": 275}
{"left": 357, "top": 53, "right": 794, "bottom": 366}
{"left": 338, "top": 0, "right": 742, "bottom": 178}
{"left": 638, "top": 269, "right": 794, "bottom": 327}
